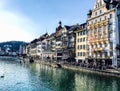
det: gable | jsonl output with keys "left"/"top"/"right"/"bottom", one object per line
{"left": 94, "top": 0, "right": 105, "bottom": 9}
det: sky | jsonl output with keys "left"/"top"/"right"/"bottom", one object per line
{"left": 0, "top": 0, "right": 96, "bottom": 42}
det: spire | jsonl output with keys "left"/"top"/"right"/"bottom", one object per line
{"left": 59, "top": 21, "right": 62, "bottom": 26}
{"left": 56, "top": 21, "right": 63, "bottom": 32}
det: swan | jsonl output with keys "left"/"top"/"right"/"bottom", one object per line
{"left": 1, "top": 74, "right": 4, "bottom": 78}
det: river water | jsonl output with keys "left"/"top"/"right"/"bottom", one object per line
{"left": 0, "top": 57, "right": 120, "bottom": 91}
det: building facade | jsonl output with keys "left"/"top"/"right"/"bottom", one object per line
{"left": 61, "top": 25, "right": 71, "bottom": 61}
{"left": 75, "top": 23, "right": 87, "bottom": 63}
{"left": 87, "top": 0, "right": 120, "bottom": 67}
{"left": 47, "top": 33, "right": 56, "bottom": 52}
{"left": 55, "top": 21, "right": 63, "bottom": 61}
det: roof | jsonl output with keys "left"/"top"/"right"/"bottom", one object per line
{"left": 38, "top": 33, "right": 49, "bottom": 41}
{"left": 68, "top": 25, "right": 80, "bottom": 31}
{"left": 48, "top": 33, "right": 55, "bottom": 38}
{"left": 64, "top": 25, "right": 71, "bottom": 30}
{"left": 30, "top": 39, "right": 38, "bottom": 44}
{"left": 103, "top": 0, "right": 120, "bottom": 9}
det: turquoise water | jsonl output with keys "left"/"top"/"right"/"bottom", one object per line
{"left": 0, "top": 57, "right": 120, "bottom": 91}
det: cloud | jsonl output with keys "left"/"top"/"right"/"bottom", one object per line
{"left": 0, "top": 0, "right": 39, "bottom": 42}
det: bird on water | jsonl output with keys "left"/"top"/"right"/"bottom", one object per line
{"left": 0, "top": 74, "right": 4, "bottom": 78}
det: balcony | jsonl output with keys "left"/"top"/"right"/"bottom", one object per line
{"left": 96, "top": 39, "right": 101, "bottom": 43}
{"left": 94, "top": 48, "right": 104, "bottom": 52}
{"left": 103, "top": 38, "right": 109, "bottom": 41}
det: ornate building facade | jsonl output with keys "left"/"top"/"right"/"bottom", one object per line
{"left": 87, "top": 0, "right": 120, "bottom": 67}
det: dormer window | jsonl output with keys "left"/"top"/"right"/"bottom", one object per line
{"left": 96, "top": 5, "right": 97, "bottom": 8}
{"left": 109, "top": 4, "right": 113, "bottom": 9}
{"left": 100, "top": 1, "right": 102, "bottom": 6}
{"left": 98, "top": 3, "right": 99, "bottom": 7}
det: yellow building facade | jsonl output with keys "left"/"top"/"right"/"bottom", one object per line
{"left": 75, "top": 23, "right": 87, "bottom": 63}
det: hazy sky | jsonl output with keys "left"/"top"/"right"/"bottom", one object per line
{"left": 0, "top": 0, "right": 96, "bottom": 42}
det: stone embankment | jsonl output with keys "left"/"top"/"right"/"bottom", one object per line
{"left": 23, "top": 58, "right": 120, "bottom": 78}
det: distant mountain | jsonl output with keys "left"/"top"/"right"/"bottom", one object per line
{"left": 0, "top": 41, "right": 26, "bottom": 52}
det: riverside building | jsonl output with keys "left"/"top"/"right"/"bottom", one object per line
{"left": 75, "top": 23, "right": 87, "bottom": 63}
{"left": 87, "top": 0, "right": 120, "bottom": 68}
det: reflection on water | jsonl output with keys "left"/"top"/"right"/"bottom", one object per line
{"left": 0, "top": 57, "right": 120, "bottom": 91}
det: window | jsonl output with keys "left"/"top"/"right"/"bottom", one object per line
{"left": 109, "top": 24, "right": 112, "bottom": 31}
{"left": 91, "top": 21, "right": 93, "bottom": 24}
{"left": 104, "top": 34, "right": 107, "bottom": 38}
{"left": 100, "top": 44, "right": 102, "bottom": 47}
{"left": 83, "top": 45, "right": 85, "bottom": 49}
{"left": 100, "top": 2, "right": 102, "bottom": 6}
{"left": 80, "top": 31, "right": 82, "bottom": 35}
{"left": 91, "top": 45, "right": 93, "bottom": 49}
{"left": 95, "top": 28, "right": 98, "bottom": 33}
{"left": 110, "top": 52, "right": 113, "bottom": 56}
{"left": 99, "top": 27, "right": 102, "bottom": 32}
{"left": 100, "top": 52, "right": 102, "bottom": 57}
{"left": 83, "top": 31, "right": 85, "bottom": 35}
{"left": 95, "top": 19, "right": 97, "bottom": 23}
{"left": 78, "top": 52, "right": 79, "bottom": 56}
{"left": 100, "top": 10, "right": 102, "bottom": 14}
{"left": 110, "top": 14, "right": 112, "bottom": 19}
{"left": 78, "top": 32, "right": 79, "bottom": 36}
{"left": 98, "top": 3, "right": 99, "bottom": 7}
{"left": 83, "top": 52, "right": 85, "bottom": 56}
{"left": 80, "top": 52, "right": 82, "bottom": 56}
{"left": 95, "top": 12, "right": 97, "bottom": 16}
{"left": 104, "top": 16, "right": 107, "bottom": 20}
{"left": 77, "top": 45, "right": 79, "bottom": 50}
{"left": 80, "top": 45, "right": 82, "bottom": 49}
{"left": 100, "top": 18, "right": 101, "bottom": 21}
{"left": 87, "top": 45, "right": 89, "bottom": 50}
{"left": 80, "top": 38, "right": 82, "bottom": 42}
{"left": 88, "top": 22, "right": 89, "bottom": 26}
{"left": 83, "top": 38, "right": 85, "bottom": 42}
{"left": 109, "top": 32, "right": 113, "bottom": 38}
{"left": 109, "top": 5, "right": 113, "bottom": 9}
{"left": 57, "top": 53, "right": 62, "bottom": 56}
{"left": 104, "top": 25, "right": 107, "bottom": 31}
{"left": 109, "top": 14, "right": 113, "bottom": 24}
{"left": 42, "top": 43, "right": 46, "bottom": 45}
{"left": 96, "top": 45, "right": 98, "bottom": 48}
{"left": 105, "top": 52, "right": 107, "bottom": 57}
{"left": 105, "top": 43, "right": 107, "bottom": 47}
{"left": 110, "top": 42, "right": 113, "bottom": 48}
